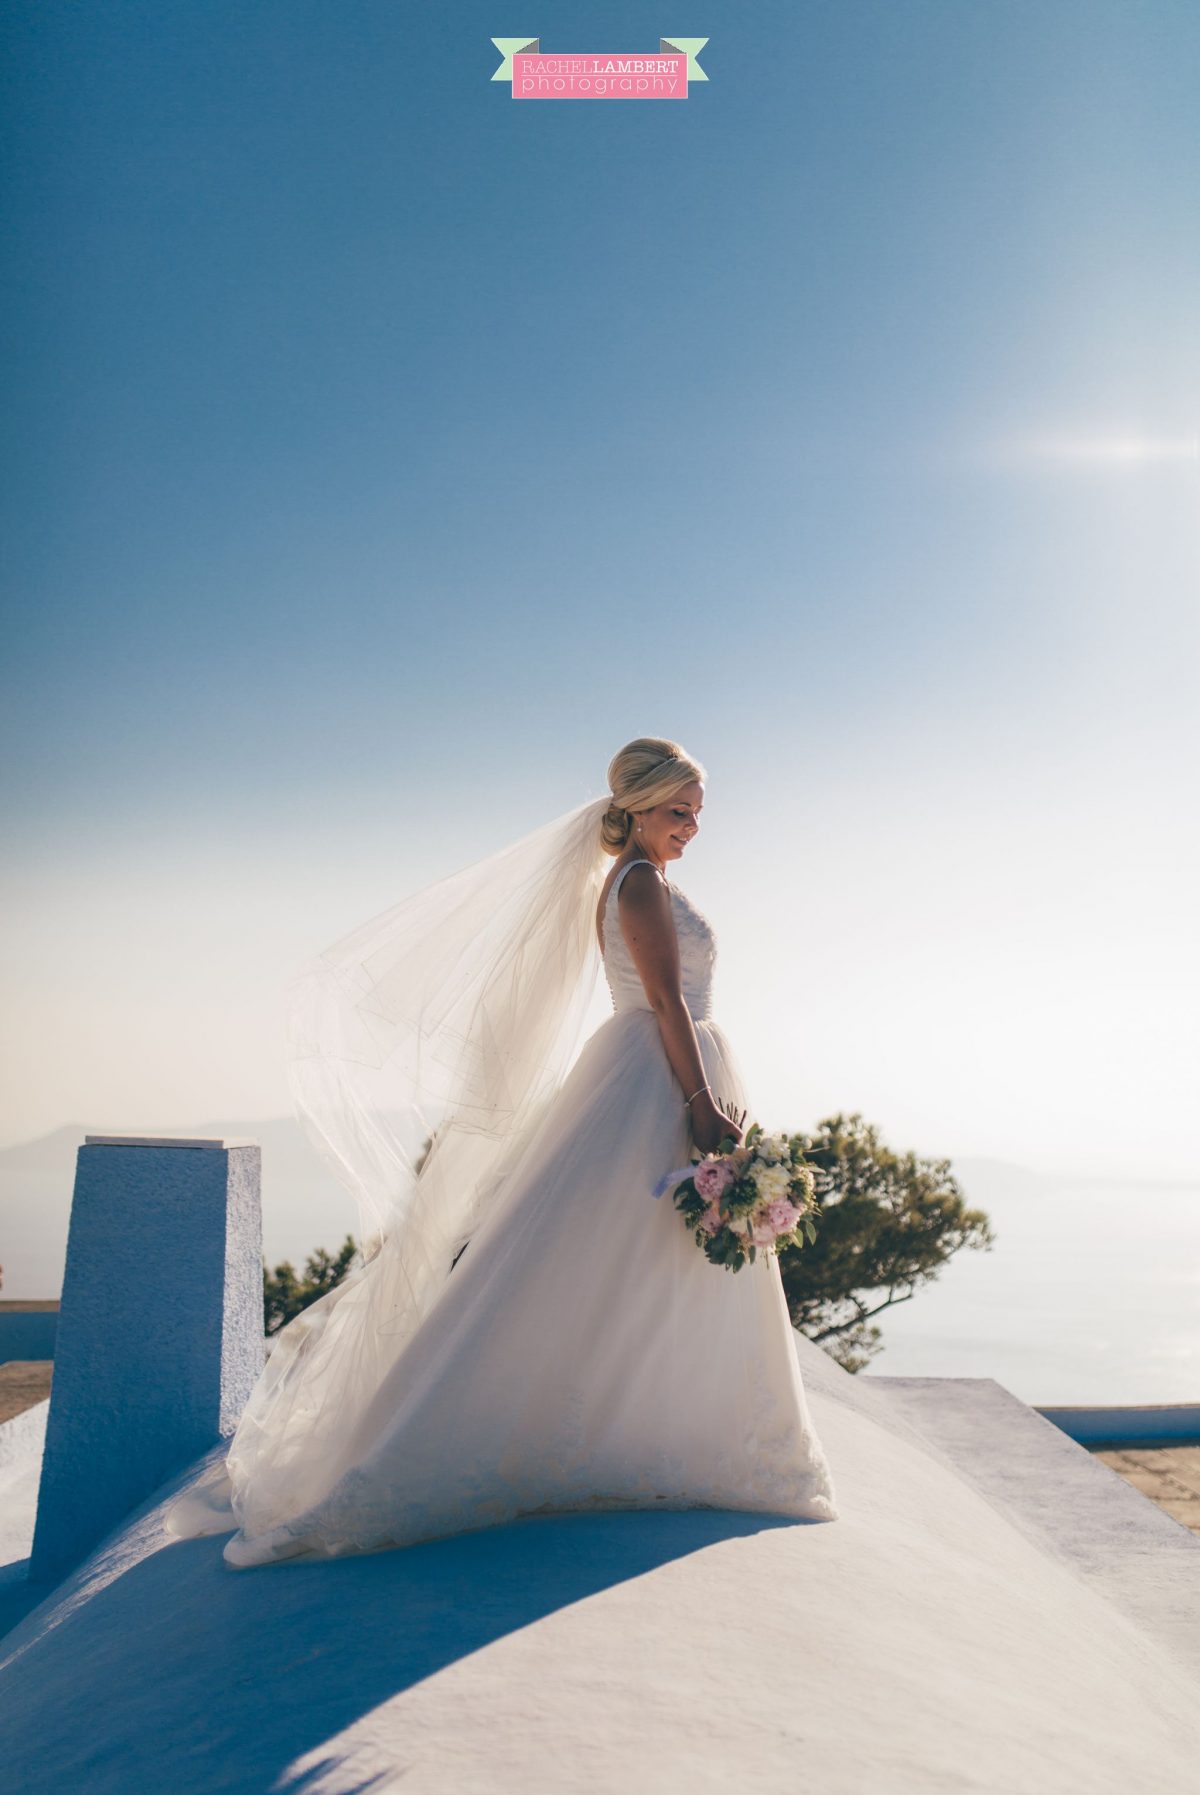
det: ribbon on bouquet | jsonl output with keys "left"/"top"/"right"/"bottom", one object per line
{"left": 651, "top": 1160, "right": 699, "bottom": 1200}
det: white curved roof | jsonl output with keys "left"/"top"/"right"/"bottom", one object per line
{"left": 1, "top": 1334, "right": 1197, "bottom": 1793}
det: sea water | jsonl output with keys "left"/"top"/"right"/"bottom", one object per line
{"left": 869, "top": 1161, "right": 1200, "bottom": 1405}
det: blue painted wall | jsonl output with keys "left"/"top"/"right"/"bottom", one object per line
{"left": 29, "top": 1141, "right": 264, "bottom": 1583}
{"left": 0, "top": 1312, "right": 57, "bottom": 1363}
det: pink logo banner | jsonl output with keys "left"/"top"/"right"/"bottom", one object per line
{"left": 491, "top": 38, "right": 709, "bottom": 101}
{"left": 515, "top": 52, "right": 686, "bottom": 100}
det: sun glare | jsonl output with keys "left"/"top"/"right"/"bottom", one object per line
{"left": 1008, "top": 431, "right": 1200, "bottom": 465}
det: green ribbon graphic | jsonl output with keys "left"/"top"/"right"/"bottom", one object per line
{"left": 659, "top": 37, "right": 709, "bottom": 82}
{"left": 490, "top": 38, "right": 539, "bottom": 81}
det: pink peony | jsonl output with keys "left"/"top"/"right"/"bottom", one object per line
{"left": 750, "top": 1218, "right": 777, "bottom": 1248}
{"left": 764, "top": 1197, "right": 801, "bottom": 1237}
{"left": 694, "top": 1157, "right": 735, "bottom": 1201}
{"left": 699, "top": 1203, "right": 724, "bottom": 1236}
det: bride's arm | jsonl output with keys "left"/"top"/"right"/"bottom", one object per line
{"left": 617, "top": 864, "right": 743, "bottom": 1153}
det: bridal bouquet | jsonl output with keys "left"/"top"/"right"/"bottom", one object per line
{"left": 651, "top": 1119, "right": 821, "bottom": 1273}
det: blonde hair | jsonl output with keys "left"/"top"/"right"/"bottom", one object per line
{"left": 600, "top": 736, "right": 707, "bottom": 856}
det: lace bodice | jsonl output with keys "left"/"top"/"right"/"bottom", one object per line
{"left": 600, "top": 858, "right": 717, "bottom": 1021}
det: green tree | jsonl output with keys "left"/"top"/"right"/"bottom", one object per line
{"left": 779, "top": 1112, "right": 996, "bottom": 1374}
{"left": 263, "top": 1233, "right": 360, "bottom": 1336}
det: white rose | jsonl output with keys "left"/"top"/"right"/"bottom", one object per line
{"left": 753, "top": 1163, "right": 792, "bottom": 1204}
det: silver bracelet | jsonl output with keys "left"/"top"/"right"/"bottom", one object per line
{"left": 685, "top": 1084, "right": 711, "bottom": 1106}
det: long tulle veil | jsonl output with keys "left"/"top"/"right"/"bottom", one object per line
{"left": 165, "top": 791, "right": 611, "bottom": 1541}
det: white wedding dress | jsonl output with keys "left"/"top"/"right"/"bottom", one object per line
{"left": 196, "top": 855, "right": 839, "bottom": 1567}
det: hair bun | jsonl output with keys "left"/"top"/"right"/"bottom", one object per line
{"left": 599, "top": 798, "right": 632, "bottom": 855}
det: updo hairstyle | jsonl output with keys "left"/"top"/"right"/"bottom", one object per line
{"left": 599, "top": 736, "right": 707, "bottom": 857}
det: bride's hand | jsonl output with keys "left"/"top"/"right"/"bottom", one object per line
{"left": 690, "top": 1094, "right": 746, "bottom": 1154}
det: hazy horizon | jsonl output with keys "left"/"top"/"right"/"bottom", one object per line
{"left": 3, "top": 1118, "right": 1196, "bottom": 1401}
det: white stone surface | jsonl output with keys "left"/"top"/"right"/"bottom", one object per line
{"left": 83, "top": 1136, "right": 259, "bottom": 1148}
{"left": 1, "top": 1335, "right": 1198, "bottom": 1794}
{"left": 0, "top": 1399, "right": 45, "bottom": 1566}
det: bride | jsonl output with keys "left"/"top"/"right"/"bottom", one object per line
{"left": 166, "top": 737, "right": 839, "bottom": 1565}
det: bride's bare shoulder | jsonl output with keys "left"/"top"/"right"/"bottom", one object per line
{"left": 596, "top": 857, "right": 667, "bottom": 948}
{"left": 604, "top": 857, "right": 666, "bottom": 902}
{"left": 613, "top": 861, "right": 671, "bottom": 928}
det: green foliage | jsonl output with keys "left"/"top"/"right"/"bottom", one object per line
{"left": 263, "top": 1233, "right": 360, "bottom": 1337}
{"left": 778, "top": 1112, "right": 996, "bottom": 1374}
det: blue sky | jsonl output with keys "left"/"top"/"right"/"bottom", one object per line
{"left": 2, "top": 1, "right": 1197, "bottom": 1179}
